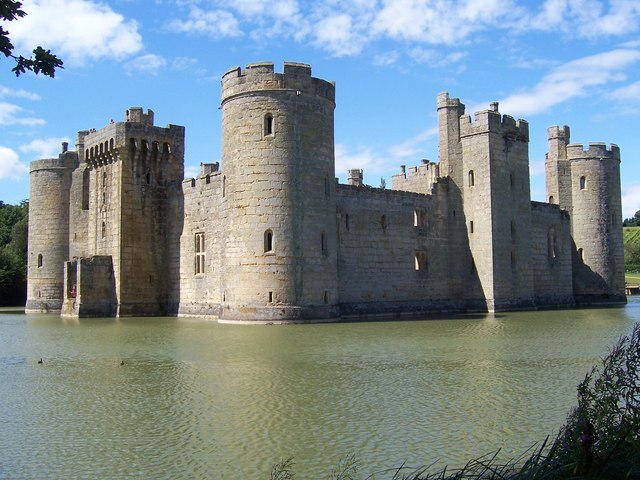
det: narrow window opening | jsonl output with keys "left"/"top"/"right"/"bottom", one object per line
{"left": 146, "top": 171, "right": 151, "bottom": 185}
{"left": 37, "top": 254, "right": 43, "bottom": 268}
{"left": 324, "top": 291, "right": 328, "bottom": 304}
{"left": 82, "top": 168, "right": 90, "bottom": 210}
{"left": 578, "top": 248, "right": 584, "bottom": 263}
{"left": 469, "top": 220, "right": 474, "bottom": 233}
{"left": 264, "top": 230, "right": 273, "bottom": 253}
{"left": 414, "top": 251, "right": 428, "bottom": 272}
{"left": 510, "top": 173, "right": 514, "bottom": 189}
{"left": 264, "top": 113, "right": 274, "bottom": 136}
{"left": 580, "top": 176, "right": 586, "bottom": 190}
{"left": 548, "top": 228, "right": 558, "bottom": 259}
{"left": 222, "top": 176, "right": 226, "bottom": 197}
{"left": 151, "top": 141, "right": 159, "bottom": 162}
{"left": 468, "top": 170, "right": 475, "bottom": 187}
{"left": 321, "top": 232, "right": 327, "bottom": 255}
{"left": 101, "top": 221, "right": 106, "bottom": 239}
{"left": 109, "top": 138, "right": 114, "bottom": 150}
{"left": 205, "top": 174, "right": 211, "bottom": 184}
{"left": 549, "top": 195, "right": 554, "bottom": 204}
{"left": 268, "top": 291, "right": 273, "bottom": 303}
{"left": 414, "top": 208, "right": 426, "bottom": 228}
{"left": 195, "top": 232, "right": 205, "bottom": 274}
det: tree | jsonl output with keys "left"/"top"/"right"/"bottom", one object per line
{"left": 0, "top": 1, "right": 63, "bottom": 77}
{"left": 623, "top": 210, "right": 640, "bottom": 227}
{"left": 0, "top": 200, "right": 28, "bottom": 306}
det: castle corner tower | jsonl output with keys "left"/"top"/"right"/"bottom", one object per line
{"left": 219, "top": 62, "right": 338, "bottom": 322}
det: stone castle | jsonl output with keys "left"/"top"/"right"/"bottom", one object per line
{"left": 26, "top": 62, "right": 626, "bottom": 322}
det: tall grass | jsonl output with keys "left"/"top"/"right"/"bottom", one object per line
{"left": 272, "top": 324, "right": 640, "bottom": 479}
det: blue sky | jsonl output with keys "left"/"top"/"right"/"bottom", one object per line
{"left": 1, "top": 0, "right": 639, "bottom": 217}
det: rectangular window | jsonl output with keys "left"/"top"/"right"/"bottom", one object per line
{"left": 195, "top": 232, "right": 205, "bottom": 275}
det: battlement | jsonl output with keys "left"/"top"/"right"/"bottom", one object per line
{"left": 30, "top": 150, "right": 78, "bottom": 173}
{"left": 221, "top": 61, "right": 335, "bottom": 105}
{"left": 78, "top": 110, "right": 185, "bottom": 168}
{"left": 126, "top": 107, "right": 154, "bottom": 126}
{"left": 437, "top": 92, "right": 465, "bottom": 112}
{"left": 566, "top": 142, "right": 620, "bottom": 160}
{"left": 547, "top": 125, "right": 570, "bottom": 141}
{"left": 459, "top": 102, "right": 529, "bottom": 141}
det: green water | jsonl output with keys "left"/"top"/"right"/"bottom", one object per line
{"left": 1, "top": 300, "right": 639, "bottom": 479}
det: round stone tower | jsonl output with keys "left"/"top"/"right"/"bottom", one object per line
{"left": 219, "top": 62, "right": 338, "bottom": 322}
{"left": 567, "top": 142, "right": 625, "bottom": 302}
{"left": 25, "top": 146, "right": 78, "bottom": 313}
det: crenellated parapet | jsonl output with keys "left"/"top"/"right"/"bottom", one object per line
{"left": 221, "top": 61, "right": 335, "bottom": 105}
{"left": 436, "top": 92, "right": 465, "bottom": 111}
{"left": 391, "top": 160, "right": 440, "bottom": 195}
{"left": 81, "top": 108, "right": 185, "bottom": 170}
{"left": 566, "top": 142, "right": 620, "bottom": 162}
{"left": 459, "top": 102, "right": 529, "bottom": 142}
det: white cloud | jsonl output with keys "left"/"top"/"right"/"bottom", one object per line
{"left": 523, "top": 0, "right": 640, "bottom": 38}
{"left": 0, "top": 102, "right": 45, "bottom": 126}
{"left": 313, "top": 14, "right": 367, "bottom": 56}
{"left": 336, "top": 127, "right": 438, "bottom": 181}
{"left": 608, "top": 80, "right": 640, "bottom": 101}
{"left": 371, "top": 0, "right": 517, "bottom": 45}
{"left": 623, "top": 183, "right": 640, "bottom": 219}
{"left": 168, "top": 7, "right": 242, "bottom": 38}
{"left": 0, "top": 86, "right": 40, "bottom": 101}
{"left": 0, "top": 147, "right": 28, "bottom": 180}
{"left": 373, "top": 51, "right": 401, "bottom": 66}
{"left": 173, "top": 57, "right": 199, "bottom": 71}
{"left": 10, "top": 0, "right": 143, "bottom": 65}
{"left": 409, "top": 48, "right": 467, "bottom": 69}
{"left": 497, "top": 48, "right": 640, "bottom": 116}
{"left": 19, "top": 137, "right": 71, "bottom": 160}
{"left": 125, "top": 54, "right": 168, "bottom": 76}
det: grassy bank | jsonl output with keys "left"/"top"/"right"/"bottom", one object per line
{"left": 272, "top": 324, "right": 640, "bottom": 479}
{"left": 625, "top": 227, "right": 640, "bottom": 277}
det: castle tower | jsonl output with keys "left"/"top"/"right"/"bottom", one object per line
{"left": 436, "top": 92, "right": 469, "bottom": 300}
{"left": 219, "top": 62, "right": 338, "bottom": 322}
{"left": 71, "top": 108, "right": 185, "bottom": 316}
{"left": 565, "top": 142, "right": 625, "bottom": 303}
{"left": 26, "top": 145, "right": 78, "bottom": 313}
{"left": 459, "top": 102, "right": 534, "bottom": 311}
{"left": 545, "top": 125, "right": 572, "bottom": 207}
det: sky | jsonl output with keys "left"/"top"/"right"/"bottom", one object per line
{"left": 0, "top": 0, "right": 639, "bottom": 218}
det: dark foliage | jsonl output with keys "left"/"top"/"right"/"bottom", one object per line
{"left": 0, "top": 200, "right": 28, "bottom": 306}
{"left": 0, "top": 0, "right": 63, "bottom": 77}
{"left": 623, "top": 210, "right": 640, "bottom": 227}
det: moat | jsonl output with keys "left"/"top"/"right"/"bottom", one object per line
{"left": 2, "top": 300, "right": 639, "bottom": 479}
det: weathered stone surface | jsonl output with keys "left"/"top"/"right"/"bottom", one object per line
{"left": 26, "top": 63, "right": 626, "bottom": 321}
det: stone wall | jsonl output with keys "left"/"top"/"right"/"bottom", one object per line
{"left": 530, "top": 202, "right": 574, "bottom": 306}
{"left": 335, "top": 183, "right": 461, "bottom": 316}
{"left": 178, "top": 171, "right": 224, "bottom": 317}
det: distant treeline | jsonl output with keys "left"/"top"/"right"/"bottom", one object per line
{"left": 0, "top": 200, "right": 28, "bottom": 306}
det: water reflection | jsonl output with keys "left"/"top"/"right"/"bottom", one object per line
{"left": 0, "top": 300, "right": 639, "bottom": 478}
